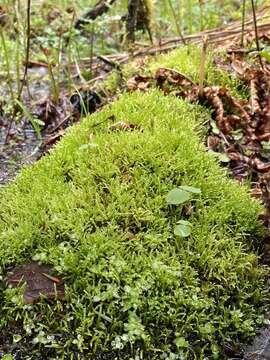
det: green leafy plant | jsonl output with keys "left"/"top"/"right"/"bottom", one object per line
{"left": 166, "top": 186, "right": 201, "bottom": 237}
{"left": 166, "top": 186, "right": 201, "bottom": 204}
{"left": 174, "top": 220, "right": 192, "bottom": 237}
{"left": 14, "top": 99, "right": 44, "bottom": 139}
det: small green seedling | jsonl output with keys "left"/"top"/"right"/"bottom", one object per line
{"left": 166, "top": 186, "right": 201, "bottom": 237}
{"left": 208, "top": 150, "right": 230, "bottom": 163}
{"left": 166, "top": 188, "right": 191, "bottom": 205}
{"left": 166, "top": 186, "right": 201, "bottom": 205}
{"left": 210, "top": 120, "right": 220, "bottom": 135}
{"left": 174, "top": 220, "right": 192, "bottom": 237}
{"left": 2, "top": 354, "right": 13, "bottom": 360}
{"left": 261, "top": 141, "right": 270, "bottom": 151}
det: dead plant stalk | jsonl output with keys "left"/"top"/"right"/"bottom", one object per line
{"left": 250, "top": 0, "right": 263, "bottom": 68}
{"left": 18, "top": 0, "right": 31, "bottom": 100}
{"left": 199, "top": 36, "right": 208, "bottom": 97}
{"left": 5, "top": 0, "right": 31, "bottom": 143}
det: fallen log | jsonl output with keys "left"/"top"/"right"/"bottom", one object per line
{"left": 75, "top": 0, "right": 117, "bottom": 29}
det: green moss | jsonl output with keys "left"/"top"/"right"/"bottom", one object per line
{"left": 159, "top": 46, "right": 248, "bottom": 98}
{"left": 105, "top": 45, "right": 248, "bottom": 99}
{"left": 148, "top": 46, "right": 204, "bottom": 82}
{"left": 0, "top": 90, "right": 267, "bottom": 358}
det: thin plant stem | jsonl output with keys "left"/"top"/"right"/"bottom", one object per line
{"left": 0, "top": 27, "right": 15, "bottom": 101}
{"left": 199, "top": 36, "right": 208, "bottom": 97}
{"left": 6, "top": 0, "right": 31, "bottom": 142}
{"left": 15, "top": 37, "right": 21, "bottom": 96}
{"left": 12, "top": 0, "right": 23, "bottom": 36}
{"left": 187, "top": 0, "right": 192, "bottom": 35}
{"left": 14, "top": 99, "right": 43, "bottom": 139}
{"left": 75, "top": 46, "right": 86, "bottom": 83}
{"left": 48, "top": 62, "right": 60, "bottom": 103}
{"left": 54, "top": 33, "right": 63, "bottom": 102}
{"left": 67, "top": 11, "right": 76, "bottom": 96}
{"left": 167, "top": 0, "right": 186, "bottom": 45}
{"left": 18, "top": 0, "right": 31, "bottom": 100}
{"left": 241, "top": 0, "right": 246, "bottom": 47}
{"left": 90, "top": 22, "right": 95, "bottom": 78}
{"left": 199, "top": 0, "right": 204, "bottom": 32}
{"left": 250, "top": 0, "right": 263, "bottom": 68}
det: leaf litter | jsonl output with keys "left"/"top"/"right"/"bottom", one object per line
{"left": 2, "top": 7, "right": 270, "bottom": 187}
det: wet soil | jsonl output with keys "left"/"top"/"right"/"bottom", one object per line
{"left": 0, "top": 66, "right": 51, "bottom": 186}
{"left": 0, "top": 119, "right": 42, "bottom": 186}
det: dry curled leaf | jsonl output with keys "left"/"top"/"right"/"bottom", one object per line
{"left": 250, "top": 78, "right": 261, "bottom": 115}
{"left": 155, "top": 67, "right": 194, "bottom": 88}
{"left": 127, "top": 75, "right": 150, "bottom": 91}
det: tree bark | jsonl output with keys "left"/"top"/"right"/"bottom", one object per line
{"left": 127, "top": 0, "right": 152, "bottom": 43}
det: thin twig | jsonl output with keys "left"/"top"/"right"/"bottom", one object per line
{"left": 18, "top": 0, "right": 31, "bottom": 100}
{"left": 97, "top": 55, "right": 121, "bottom": 70}
{"left": 85, "top": 16, "right": 270, "bottom": 85}
{"left": 250, "top": 0, "right": 263, "bottom": 68}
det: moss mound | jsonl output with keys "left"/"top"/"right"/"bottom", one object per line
{"left": 0, "top": 90, "right": 267, "bottom": 359}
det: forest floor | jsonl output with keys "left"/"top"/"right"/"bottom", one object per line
{"left": 2, "top": 1, "right": 270, "bottom": 359}
{"left": 0, "top": 1, "right": 268, "bottom": 186}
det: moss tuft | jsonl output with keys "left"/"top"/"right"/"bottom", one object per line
{"left": 0, "top": 90, "right": 267, "bottom": 358}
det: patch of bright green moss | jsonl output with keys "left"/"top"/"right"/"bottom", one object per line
{"left": 0, "top": 90, "right": 267, "bottom": 359}
{"left": 105, "top": 45, "right": 248, "bottom": 99}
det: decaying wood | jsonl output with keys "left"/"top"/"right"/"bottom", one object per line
{"left": 75, "top": 0, "right": 117, "bottom": 29}
{"left": 127, "top": 0, "right": 140, "bottom": 42}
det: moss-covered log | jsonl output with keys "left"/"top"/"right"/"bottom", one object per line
{"left": 0, "top": 88, "right": 267, "bottom": 358}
